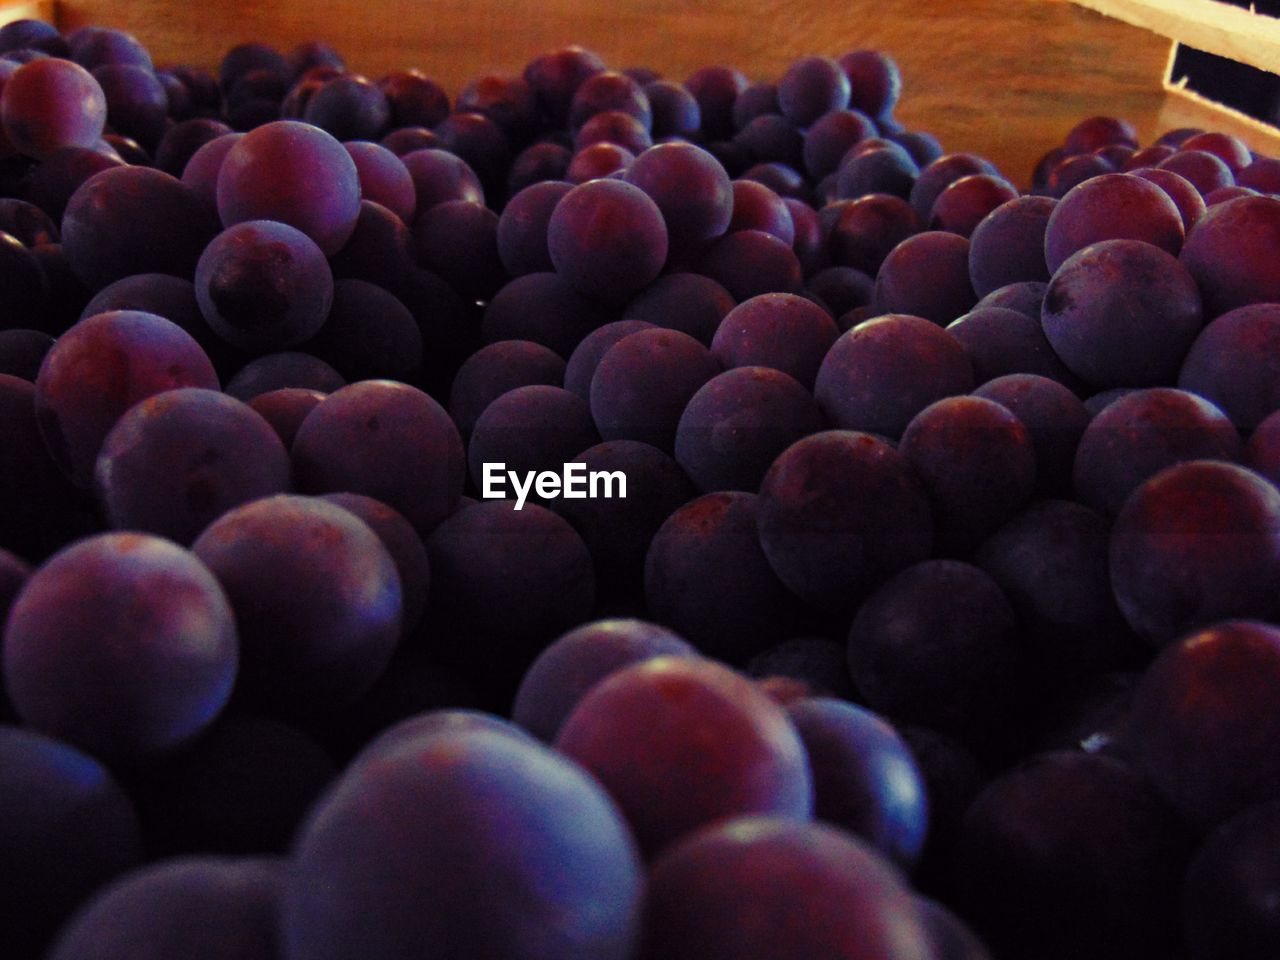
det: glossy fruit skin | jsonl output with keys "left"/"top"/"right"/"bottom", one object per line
{"left": 556, "top": 656, "right": 813, "bottom": 857}
{"left": 1043, "top": 172, "right": 1184, "bottom": 275}
{"left": 512, "top": 618, "right": 696, "bottom": 742}
{"left": 815, "top": 313, "right": 973, "bottom": 438}
{"left": 95, "top": 387, "right": 290, "bottom": 545}
{"left": 1180, "top": 194, "right": 1280, "bottom": 318}
{"left": 3, "top": 532, "right": 238, "bottom": 764}
{"left": 216, "top": 119, "right": 361, "bottom": 255}
{"left": 1071, "top": 387, "right": 1241, "bottom": 517}
{"left": 547, "top": 177, "right": 668, "bottom": 303}
{"left": 191, "top": 494, "right": 401, "bottom": 719}
{"left": 283, "top": 726, "right": 644, "bottom": 960}
{"left": 1109, "top": 461, "right": 1280, "bottom": 645}
{"left": 1125, "top": 620, "right": 1280, "bottom": 829}
{"left": 1, "top": 57, "right": 107, "bottom": 159}
{"left": 1040, "top": 238, "right": 1203, "bottom": 389}
{"left": 642, "top": 816, "right": 933, "bottom": 960}
{"left": 1178, "top": 302, "right": 1280, "bottom": 431}
{"left": 195, "top": 219, "right": 334, "bottom": 354}
{"left": 786, "top": 697, "right": 928, "bottom": 870}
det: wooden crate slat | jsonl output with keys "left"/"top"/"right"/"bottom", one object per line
{"left": 1071, "top": 0, "right": 1280, "bottom": 75}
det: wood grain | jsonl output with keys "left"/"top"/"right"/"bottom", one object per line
{"left": 1072, "top": 0, "right": 1280, "bottom": 76}
{"left": 43, "top": 0, "right": 1280, "bottom": 185}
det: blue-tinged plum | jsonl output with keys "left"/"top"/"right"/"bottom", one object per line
{"left": 4, "top": 532, "right": 237, "bottom": 762}
{"left": 247, "top": 387, "right": 325, "bottom": 448}
{"left": 192, "top": 494, "right": 400, "bottom": 718}
{"left": 566, "top": 141, "right": 634, "bottom": 182}
{"left": 803, "top": 108, "right": 877, "bottom": 180}
{"left": 621, "top": 272, "right": 734, "bottom": 346}
{"left": 974, "top": 279, "right": 1046, "bottom": 319}
{"left": 466, "top": 384, "right": 599, "bottom": 491}
{"left": 836, "top": 142, "right": 918, "bottom": 200}
{"left": 224, "top": 351, "right": 343, "bottom": 401}
{"left": 0, "top": 726, "right": 141, "bottom": 958}
{"left": 34, "top": 309, "right": 219, "bottom": 486}
{"left": 195, "top": 220, "right": 333, "bottom": 353}
{"left": 216, "top": 120, "right": 361, "bottom": 255}
{"left": 400, "top": 147, "right": 484, "bottom": 215}
{"left": 1157, "top": 148, "right": 1234, "bottom": 195}
{"left": 645, "top": 79, "right": 700, "bottom": 139}
{"left": 695, "top": 228, "right": 803, "bottom": 301}
{"left": 95, "top": 387, "right": 289, "bottom": 544}
{"left": 448, "top": 338, "right": 565, "bottom": 436}
{"left": 928, "top": 173, "right": 1018, "bottom": 238}
{"left": 827, "top": 192, "right": 921, "bottom": 276}
{"left": 1, "top": 57, "right": 106, "bottom": 159}
{"left": 47, "top": 857, "right": 283, "bottom": 960}
{"left": 378, "top": 69, "right": 451, "bottom": 129}
{"left": 874, "top": 230, "right": 976, "bottom": 324}
{"left": 496, "top": 180, "right": 573, "bottom": 277}
{"left": 710, "top": 292, "right": 837, "bottom": 390}
{"left": 590, "top": 327, "right": 720, "bottom": 452}
{"left": 284, "top": 726, "right": 642, "bottom": 960}
{"left": 548, "top": 177, "right": 667, "bottom": 303}
{"left": 786, "top": 697, "right": 928, "bottom": 869}
{"left": 909, "top": 153, "right": 998, "bottom": 221}
{"left": 946, "top": 305, "right": 1077, "bottom": 387}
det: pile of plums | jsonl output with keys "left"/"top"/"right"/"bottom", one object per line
{"left": 0, "top": 15, "right": 1278, "bottom": 960}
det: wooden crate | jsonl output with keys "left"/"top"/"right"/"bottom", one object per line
{"left": 7, "top": 0, "right": 1280, "bottom": 185}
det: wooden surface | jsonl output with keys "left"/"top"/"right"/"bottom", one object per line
{"left": 43, "top": 0, "right": 1280, "bottom": 185}
{"left": 1072, "top": 0, "right": 1280, "bottom": 75}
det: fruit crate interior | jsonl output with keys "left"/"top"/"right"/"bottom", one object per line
{"left": 7, "top": 0, "right": 1279, "bottom": 185}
